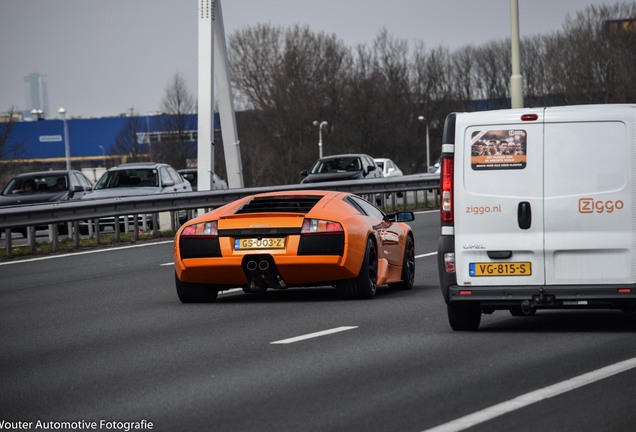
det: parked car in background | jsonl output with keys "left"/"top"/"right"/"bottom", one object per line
{"left": 0, "top": 170, "right": 94, "bottom": 236}
{"left": 374, "top": 158, "right": 403, "bottom": 177}
{"left": 300, "top": 154, "right": 382, "bottom": 184}
{"left": 177, "top": 168, "right": 228, "bottom": 192}
{"left": 80, "top": 162, "right": 192, "bottom": 233}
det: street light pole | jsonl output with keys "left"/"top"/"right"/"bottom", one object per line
{"left": 313, "top": 120, "right": 328, "bottom": 158}
{"left": 510, "top": 0, "right": 524, "bottom": 108}
{"left": 418, "top": 116, "right": 431, "bottom": 172}
{"left": 58, "top": 107, "right": 71, "bottom": 170}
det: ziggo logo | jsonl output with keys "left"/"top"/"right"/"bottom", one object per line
{"left": 578, "top": 198, "right": 624, "bottom": 214}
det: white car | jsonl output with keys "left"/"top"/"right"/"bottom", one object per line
{"left": 374, "top": 158, "right": 403, "bottom": 177}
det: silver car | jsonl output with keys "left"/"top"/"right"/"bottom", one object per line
{"left": 80, "top": 162, "right": 192, "bottom": 233}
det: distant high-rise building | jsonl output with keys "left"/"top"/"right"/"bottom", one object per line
{"left": 24, "top": 72, "right": 50, "bottom": 118}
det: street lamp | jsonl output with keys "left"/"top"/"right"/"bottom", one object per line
{"left": 418, "top": 116, "right": 431, "bottom": 173}
{"left": 58, "top": 107, "right": 71, "bottom": 170}
{"left": 313, "top": 120, "right": 328, "bottom": 158}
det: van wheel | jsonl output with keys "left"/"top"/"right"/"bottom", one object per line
{"left": 389, "top": 235, "right": 414, "bottom": 290}
{"left": 337, "top": 238, "right": 378, "bottom": 299}
{"left": 175, "top": 273, "right": 218, "bottom": 303}
{"left": 447, "top": 303, "right": 481, "bottom": 331}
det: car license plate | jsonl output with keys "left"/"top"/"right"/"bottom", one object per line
{"left": 234, "top": 237, "right": 285, "bottom": 250}
{"left": 469, "top": 262, "right": 532, "bottom": 276}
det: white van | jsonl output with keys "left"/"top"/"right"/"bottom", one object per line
{"left": 437, "top": 104, "right": 636, "bottom": 330}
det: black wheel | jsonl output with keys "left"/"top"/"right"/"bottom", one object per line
{"left": 337, "top": 238, "right": 378, "bottom": 300}
{"left": 389, "top": 235, "right": 414, "bottom": 290}
{"left": 447, "top": 303, "right": 481, "bottom": 331}
{"left": 510, "top": 306, "right": 536, "bottom": 316}
{"left": 175, "top": 273, "right": 218, "bottom": 303}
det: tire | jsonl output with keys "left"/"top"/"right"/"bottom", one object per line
{"left": 175, "top": 273, "right": 218, "bottom": 303}
{"left": 447, "top": 303, "right": 481, "bottom": 331}
{"left": 389, "top": 235, "right": 414, "bottom": 290}
{"left": 337, "top": 238, "right": 378, "bottom": 300}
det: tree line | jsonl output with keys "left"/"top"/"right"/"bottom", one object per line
{"left": 227, "top": 1, "right": 635, "bottom": 186}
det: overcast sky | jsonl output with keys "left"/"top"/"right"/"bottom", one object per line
{"left": 0, "top": 0, "right": 621, "bottom": 119}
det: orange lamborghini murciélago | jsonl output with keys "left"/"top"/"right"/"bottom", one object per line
{"left": 174, "top": 190, "right": 415, "bottom": 302}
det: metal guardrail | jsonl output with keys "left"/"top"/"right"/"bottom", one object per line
{"left": 0, "top": 173, "right": 440, "bottom": 256}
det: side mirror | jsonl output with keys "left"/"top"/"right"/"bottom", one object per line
{"left": 387, "top": 212, "right": 414, "bottom": 223}
{"left": 163, "top": 180, "right": 175, "bottom": 187}
{"left": 300, "top": 170, "right": 308, "bottom": 177}
{"left": 366, "top": 164, "right": 376, "bottom": 174}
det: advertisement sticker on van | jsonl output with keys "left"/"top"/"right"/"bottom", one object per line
{"left": 471, "top": 129, "right": 527, "bottom": 170}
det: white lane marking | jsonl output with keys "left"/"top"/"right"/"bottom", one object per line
{"left": 0, "top": 240, "right": 174, "bottom": 266}
{"left": 416, "top": 252, "right": 437, "bottom": 258}
{"left": 421, "top": 356, "right": 636, "bottom": 432}
{"left": 271, "top": 326, "right": 358, "bottom": 344}
{"left": 160, "top": 262, "right": 173, "bottom": 266}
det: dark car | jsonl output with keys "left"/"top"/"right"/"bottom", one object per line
{"left": 80, "top": 162, "right": 192, "bottom": 233}
{"left": 177, "top": 168, "right": 228, "bottom": 192}
{"left": 0, "top": 170, "right": 94, "bottom": 235}
{"left": 300, "top": 154, "right": 382, "bottom": 184}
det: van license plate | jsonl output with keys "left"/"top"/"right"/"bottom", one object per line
{"left": 235, "top": 237, "right": 285, "bottom": 250}
{"left": 469, "top": 262, "right": 532, "bottom": 276}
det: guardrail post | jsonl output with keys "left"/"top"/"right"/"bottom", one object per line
{"left": 28, "top": 226, "right": 36, "bottom": 254}
{"left": 133, "top": 216, "right": 140, "bottom": 241}
{"left": 152, "top": 213, "right": 159, "bottom": 238}
{"left": 73, "top": 221, "right": 81, "bottom": 248}
{"left": 50, "top": 224, "right": 59, "bottom": 252}
{"left": 4, "top": 229, "right": 12, "bottom": 258}
{"left": 94, "top": 219, "right": 101, "bottom": 245}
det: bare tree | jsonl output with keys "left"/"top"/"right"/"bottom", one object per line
{"left": 111, "top": 110, "right": 145, "bottom": 163}
{"left": 226, "top": 2, "right": 635, "bottom": 186}
{"left": 230, "top": 24, "right": 352, "bottom": 185}
{"left": 154, "top": 73, "right": 196, "bottom": 169}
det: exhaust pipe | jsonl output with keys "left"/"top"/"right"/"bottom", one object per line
{"left": 258, "top": 260, "right": 269, "bottom": 271}
{"left": 246, "top": 260, "right": 258, "bottom": 271}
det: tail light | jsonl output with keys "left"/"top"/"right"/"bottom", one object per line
{"left": 181, "top": 220, "right": 218, "bottom": 237}
{"left": 441, "top": 155, "right": 454, "bottom": 223}
{"left": 301, "top": 219, "right": 343, "bottom": 235}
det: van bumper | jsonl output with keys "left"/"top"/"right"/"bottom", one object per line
{"left": 447, "top": 285, "right": 636, "bottom": 310}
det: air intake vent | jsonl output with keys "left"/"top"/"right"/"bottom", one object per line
{"left": 236, "top": 196, "right": 323, "bottom": 214}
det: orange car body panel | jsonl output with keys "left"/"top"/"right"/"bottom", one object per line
{"left": 174, "top": 190, "right": 411, "bottom": 288}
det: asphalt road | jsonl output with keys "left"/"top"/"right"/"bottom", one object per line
{"left": 1, "top": 210, "right": 635, "bottom": 432}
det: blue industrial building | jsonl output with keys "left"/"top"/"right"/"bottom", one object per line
{"left": 1, "top": 113, "right": 219, "bottom": 166}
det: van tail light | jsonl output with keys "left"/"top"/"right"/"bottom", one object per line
{"left": 441, "top": 155, "right": 454, "bottom": 223}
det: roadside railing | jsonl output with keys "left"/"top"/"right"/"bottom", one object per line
{"left": 0, "top": 173, "right": 440, "bottom": 257}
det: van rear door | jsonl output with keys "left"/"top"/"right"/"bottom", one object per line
{"left": 543, "top": 107, "right": 634, "bottom": 286}
{"left": 453, "top": 109, "right": 545, "bottom": 287}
